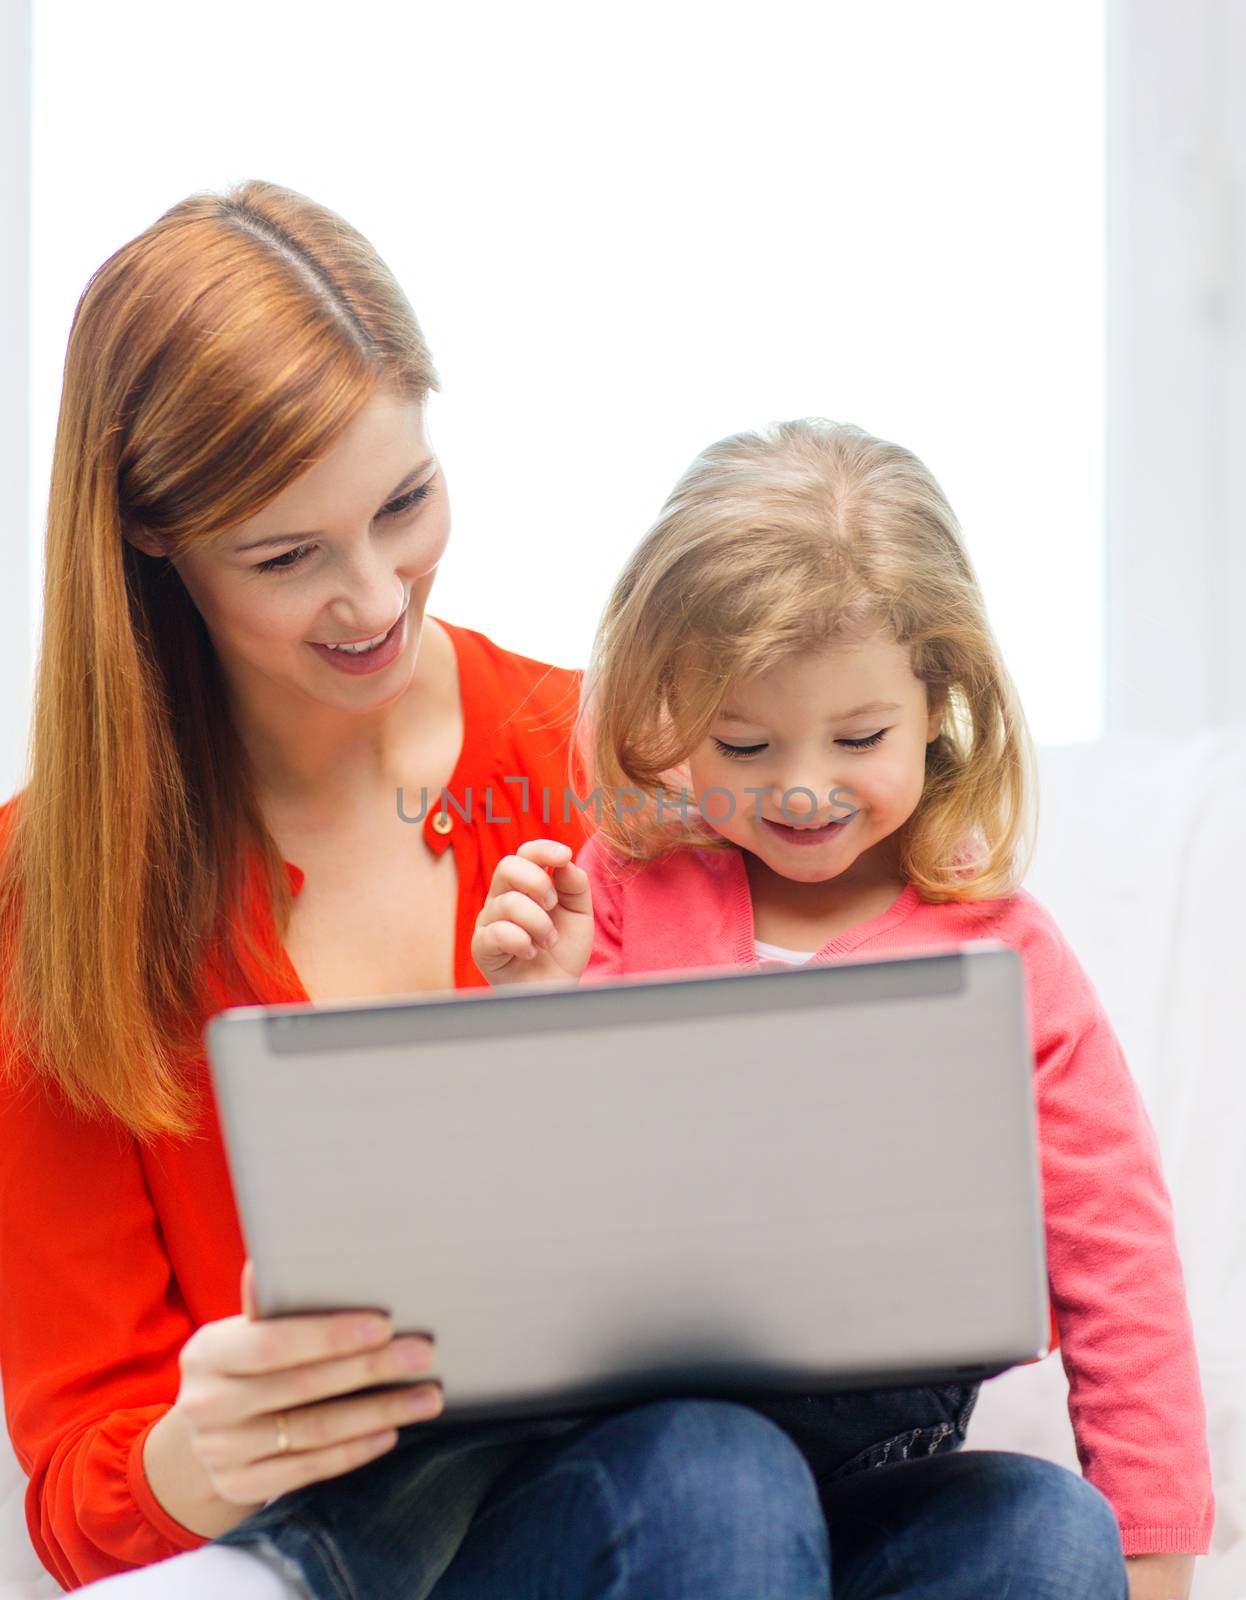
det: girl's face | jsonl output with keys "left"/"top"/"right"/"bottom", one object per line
{"left": 128, "top": 388, "right": 450, "bottom": 721}
{"left": 685, "top": 629, "right": 946, "bottom": 887}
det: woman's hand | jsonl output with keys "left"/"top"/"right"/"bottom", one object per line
{"left": 471, "top": 839, "right": 593, "bottom": 985}
{"left": 143, "top": 1262, "right": 443, "bottom": 1537}
{"left": 1125, "top": 1552, "right": 1195, "bottom": 1600}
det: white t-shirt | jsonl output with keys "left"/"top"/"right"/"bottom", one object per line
{"left": 753, "top": 938, "right": 817, "bottom": 966}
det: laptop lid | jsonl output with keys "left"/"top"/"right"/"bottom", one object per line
{"left": 205, "top": 940, "right": 1049, "bottom": 1421}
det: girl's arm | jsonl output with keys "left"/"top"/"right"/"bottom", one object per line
{"left": 1125, "top": 1552, "right": 1195, "bottom": 1600}
{"left": 1014, "top": 891, "right": 1215, "bottom": 1559}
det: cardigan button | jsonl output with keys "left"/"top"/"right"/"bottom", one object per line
{"left": 431, "top": 811, "right": 453, "bottom": 835}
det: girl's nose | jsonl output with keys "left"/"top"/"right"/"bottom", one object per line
{"left": 767, "top": 779, "right": 823, "bottom": 822}
{"left": 766, "top": 768, "right": 860, "bottom": 823}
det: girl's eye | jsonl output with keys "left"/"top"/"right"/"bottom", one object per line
{"left": 256, "top": 543, "right": 313, "bottom": 574}
{"left": 254, "top": 479, "right": 436, "bottom": 574}
{"left": 711, "top": 730, "right": 888, "bottom": 758}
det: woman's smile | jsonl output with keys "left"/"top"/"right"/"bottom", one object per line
{"left": 306, "top": 604, "right": 409, "bottom": 675}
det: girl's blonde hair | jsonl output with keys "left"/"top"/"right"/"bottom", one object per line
{"left": 579, "top": 418, "right": 1038, "bottom": 902}
{"left": 0, "top": 180, "right": 439, "bottom": 1138}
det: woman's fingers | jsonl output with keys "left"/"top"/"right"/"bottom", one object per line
{"left": 183, "top": 1309, "right": 391, "bottom": 1382}
{"left": 208, "top": 1418, "right": 405, "bottom": 1507}
{"left": 244, "top": 1337, "right": 439, "bottom": 1421}
{"left": 196, "top": 1380, "right": 444, "bottom": 1477}
{"left": 177, "top": 1283, "right": 447, "bottom": 1506}
{"left": 180, "top": 1326, "right": 436, "bottom": 1429}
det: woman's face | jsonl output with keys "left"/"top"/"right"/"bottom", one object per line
{"left": 132, "top": 388, "right": 450, "bottom": 720}
{"left": 685, "top": 629, "right": 946, "bottom": 888}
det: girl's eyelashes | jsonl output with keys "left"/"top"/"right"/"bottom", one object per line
{"left": 712, "top": 740, "right": 766, "bottom": 760}
{"left": 710, "top": 729, "right": 888, "bottom": 759}
{"left": 253, "top": 477, "right": 437, "bottom": 575}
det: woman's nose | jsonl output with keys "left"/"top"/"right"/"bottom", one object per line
{"left": 324, "top": 549, "right": 405, "bottom": 634}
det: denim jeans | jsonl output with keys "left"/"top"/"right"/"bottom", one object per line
{"left": 216, "top": 1385, "right": 1129, "bottom": 1599}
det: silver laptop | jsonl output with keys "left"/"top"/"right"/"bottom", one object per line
{"left": 205, "top": 940, "right": 1050, "bottom": 1422}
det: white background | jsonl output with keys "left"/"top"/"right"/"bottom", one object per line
{"left": 6, "top": 9, "right": 1246, "bottom": 1594}
{"left": 27, "top": 0, "right": 1106, "bottom": 755}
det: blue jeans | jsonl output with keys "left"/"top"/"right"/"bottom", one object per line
{"left": 217, "top": 1389, "right": 1128, "bottom": 1599}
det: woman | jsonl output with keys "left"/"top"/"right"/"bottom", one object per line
{"left": 0, "top": 183, "right": 1133, "bottom": 1600}
{"left": 0, "top": 180, "right": 596, "bottom": 1593}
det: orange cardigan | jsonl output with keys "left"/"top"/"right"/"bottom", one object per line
{"left": 0, "top": 620, "right": 590, "bottom": 1589}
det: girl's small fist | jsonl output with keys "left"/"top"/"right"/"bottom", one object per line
{"left": 472, "top": 839, "right": 593, "bottom": 985}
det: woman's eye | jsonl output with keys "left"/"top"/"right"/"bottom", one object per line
{"left": 254, "top": 479, "right": 436, "bottom": 574}
{"left": 379, "top": 479, "right": 435, "bottom": 518}
{"left": 838, "top": 730, "right": 887, "bottom": 750}
{"left": 256, "top": 543, "right": 313, "bottom": 574}
{"left": 711, "top": 739, "right": 766, "bottom": 759}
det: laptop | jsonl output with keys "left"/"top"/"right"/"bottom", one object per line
{"left": 204, "top": 940, "right": 1050, "bottom": 1423}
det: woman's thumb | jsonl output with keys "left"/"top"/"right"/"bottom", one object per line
{"left": 241, "top": 1258, "right": 259, "bottom": 1321}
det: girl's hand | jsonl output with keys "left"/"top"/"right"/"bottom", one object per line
{"left": 1124, "top": 1553, "right": 1195, "bottom": 1600}
{"left": 152, "top": 1261, "right": 443, "bottom": 1525}
{"left": 471, "top": 838, "right": 593, "bottom": 985}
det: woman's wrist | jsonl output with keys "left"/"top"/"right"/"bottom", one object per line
{"left": 141, "top": 1406, "right": 263, "bottom": 1541}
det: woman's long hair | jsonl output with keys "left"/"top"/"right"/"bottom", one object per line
{"left": 0, "top": 180, "right": 439, "bottom": 1138}
{"left": 579, "top": 419, "right": 1038, "bottom": 902}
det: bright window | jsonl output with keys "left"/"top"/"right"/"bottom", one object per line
{"left": 31, "top": 0, "right": 1105, "bottom": 741}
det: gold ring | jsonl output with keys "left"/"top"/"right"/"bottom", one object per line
{"left": 273, "top": 1411, "right": 291, "bottom": 1455}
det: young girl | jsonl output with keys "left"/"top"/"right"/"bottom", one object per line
{"left": 472, "top": 418, "right": 1215, "bottom": 1600}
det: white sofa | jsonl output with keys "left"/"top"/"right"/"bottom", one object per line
{"left": 962, "top": 724, "right": 1246, "bottom": 1599}
{"left": 3, "top": 726, "right": 1244, "bottom": 1598}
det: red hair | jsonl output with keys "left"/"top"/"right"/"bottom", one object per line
{"left": 0, "top": 180, "right": 439, "bottom": 1137}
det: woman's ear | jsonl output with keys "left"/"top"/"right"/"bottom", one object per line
{"left": 121, "top": 521, "right": 169, "bottom": 560}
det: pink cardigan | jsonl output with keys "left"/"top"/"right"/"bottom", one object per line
{"left": 574, "top": 832, "right": 1215, "bottom": 1557}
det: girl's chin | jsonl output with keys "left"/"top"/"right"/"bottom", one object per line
{"left": 761, "top": 853, "right": 850, "bottom": 882}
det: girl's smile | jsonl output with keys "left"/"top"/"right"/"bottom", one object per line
{"left": 761, "top": 812, "right": 856, "bottom": 846}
